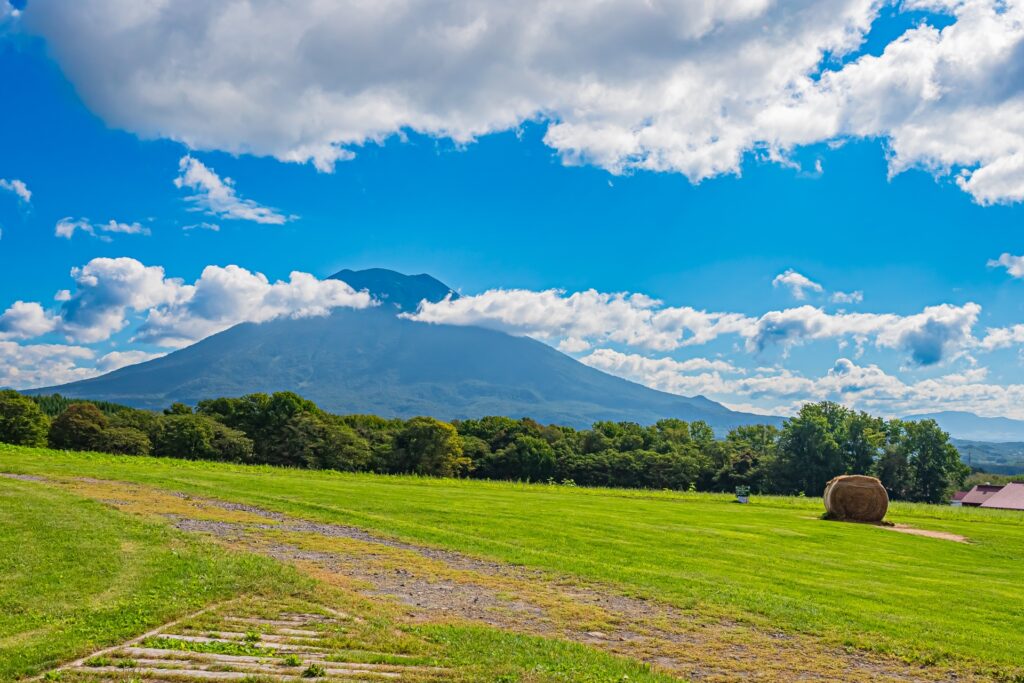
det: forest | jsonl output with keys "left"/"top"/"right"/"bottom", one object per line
{"left": 0, "top": 390, "right": 968, "bottom": 503}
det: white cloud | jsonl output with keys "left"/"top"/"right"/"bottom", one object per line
{"left": 588, "top": 350, "right": 1024, "bottom": 419}
{"left": 410, "top": 286, "right": 981, "bottom": 365}
{"left": 746, "top": 302, "right": 981, "bottom": 365}
{"left": 135, "top": 265, "right": 376, "bottom": 347}
{"left": 957, "top": 152, "right": 1024, "bottom": 206}
{"left": 54, "top": 217, "right": 151, "bottom": 240}
{"left": 831, "top": 290, "right": 864, "bottom": 304}
{"left": 96, "top": 349, "right": 166, "bottom": 372}
{"left": 772, "top": 269, "right": 824, "bottom": 300}
{"left": 557, "top": 337, "right": 591, "bottom": 353}
{"left": 580, "top": 348, "right": 745, "bottom": 397}
{"left": 980, "top": 324, "right": 1024, "bottom": 351}
{"left": 0, "top": 301, "right": 58, "bottom": 340}
{"left": 100, "top": 220, "right": 150, "bottom": 235}
{"left": 0, "top": 341, "right": 97, "bottom": 389}
{"left": 174, "top": 156, "right": 289, "bottom": 225}
{"left": 59, "top": 258, "right": 186, "bottom": 343}
{"left": 17, "top": 1, "right": 1024, "bottom": 202}
{"left": 0, "top": 178, "right": 31, "bottom": 203}
{"left": 408, "top": 287, "right": 750, "bottom": 352}
{"left": 3, "top": 258, "right": 376, "bottom": 347}
{"left": 989, "top": 252, "right": 1024, "bottom": 279}
{"left": 183, "top": 222, "right": 220, "bottom": 232}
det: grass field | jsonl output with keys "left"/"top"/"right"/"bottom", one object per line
{"left": 0, "top": 476, "right": 310, "bottom": 680}
{"left": 3, "top": 444, "right": 1024, "bottom": 681}
{"left": 0, "top": 456, "right": 682, "bottom": 682}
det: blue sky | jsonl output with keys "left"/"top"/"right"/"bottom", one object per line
{"left": 2, "top": 1, "right": 1024, "bottom": 418}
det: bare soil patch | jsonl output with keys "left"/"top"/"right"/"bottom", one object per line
{"left": 887, "top": 524, "right": 970, "bottom": 543}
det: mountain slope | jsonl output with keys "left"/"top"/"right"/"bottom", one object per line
{"left": 31, "top": 269, "right": 779, "bottom": 430}
{"left": 904, "top": 411, "right": 1024, "bottom": 442}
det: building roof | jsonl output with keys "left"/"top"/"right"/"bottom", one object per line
{"left": 961, "top": 484, "right": 1004, "bottom": 506}
{"left": 951, "top": 490, "right": 968, "bottom": 502}
{"left": 980, "top": 482, "right": 1024, "bottom": 511}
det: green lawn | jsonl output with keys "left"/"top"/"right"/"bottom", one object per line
{"left": 3, "top": 445, "right": 1024, "bottom": 675}
{"left": 0, "top": 475, "right": 310, "bottom": 680}
{"left": 0, "top": 459, "right": 677, "bottom": 682}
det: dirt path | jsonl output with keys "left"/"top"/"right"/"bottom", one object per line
{"left": 17, "top": 475, "right": 998, "bottom": 682}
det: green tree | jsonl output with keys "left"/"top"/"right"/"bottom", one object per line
{"left": 842, "top": 411, "right": 886, "bottom": 473}
{"left": 389, "top": 416, "right": 468, "bottom": 476}
{"left": 902, "top": 419, "right": 968, "bottom": 503}
{"left": 94, "top": 426, "right": 152, "bottom": 455}
{"left": 775, "top": 403, "right": 846, "bottom": 495}
{"left": 199, "top": 391, "right": 319, "bottom": 466}
{"left": 722, "top": 424, "right": 779, "bottom": 491}
{"left": 154, "top": 414, "right": 215, "bottom": 460}
{"left": 874, "top": 431, "right": 913, "bottom": 500}
{"left": 282, "top": 413, "right": 371, "bottom": 471}
{"left": 688, "top": 420, "right": 716, "bottom": 445}
{"left": 109, "top": 408, "right": 162, "bottom": 442}
{"left": 485, "top": 435, "right": 557, "bottom": 481}
{"left": 49, "top": 403, "right": 109, "bottom": 451}
{"left": 209, "top": 421, "right": 255, "bottom": 462}
{"left": 0, "top": 390, "right": 50, "bottom": 447}
{"left": 163, "top": 402, "right": 193, "bottom": 415}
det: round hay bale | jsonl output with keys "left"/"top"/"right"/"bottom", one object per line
{"left": 823, "top": 475, "right": 888, "bottom": 523}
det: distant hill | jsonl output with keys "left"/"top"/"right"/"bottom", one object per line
{"left": 951, "top": 440, "right": 1024, "bottom": 475}
{"left": 30, "top": 268, "right": 780, "bottom": 431}
{"left": 904, "top": 411, "right": 1024, "bottom": 442}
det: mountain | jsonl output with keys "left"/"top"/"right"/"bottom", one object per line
{"left": 904, "top": 411, "right": 1024, "bottom": 442}
{"left": 328, "top": 268, "right": 458, "bottom": 311}
{"left": 950, "top": 440, "right": 1024, "bottom": 475}
{"left": 30, "top": 268, "right": 780, "bottom": 431}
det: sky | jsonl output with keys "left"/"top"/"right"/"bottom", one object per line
{"left": 1, "top": 0, "right": 1024, "bottom": 419}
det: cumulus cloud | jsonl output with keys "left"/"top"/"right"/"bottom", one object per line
{"left": 2, "top": 257, "right": 375, "bottom": 347}
{"left": 408, "top": 287, "right": 751, "bottom": 352}
{"left": 410, "top": 286, "right": 982, "bottom": 365}
{"left": 0, "top": 178, "right": 31, "bottom": 203}
{"left": 772, "top": 269, "right": 824, "bottom": 300}
{"left": 831, "top": 290, "right": 864, "bottom": 304}
{"left": 580, "top": 348, "right": 746, "bottom": 397}
{"left": 0, "top": 301, "right": 58, "bottom": 340}
{"left": 746, "top": 302, "right": 980, "bottom": 365}
{"left": 15, "top": 1, "right": 1024, "bottom": 202}
{"left": 174, "top": 156, "right": 290, "bottom": 225}
{"left": 134, "top": 266, "right": 375, "bottom": 347}
{"left": 55, "top": 217, "right": 150, "bottom": 240}
{"left": 589, "top": 350, "right": 1024, "bottom": 419}
{"left": 96, "top": 349, "right": 166, "bottom": 372}
{"left": 0, "top": 341, "right": 97, "bottom": 389}
{"left": 989, "top": 252, "right": 1024, "bottom": 279}
{"left": 980, "top": 324, "right": 1024, "bottom": 351}
{"left": 59, "top": 258, "right": 186, "bottom": 343}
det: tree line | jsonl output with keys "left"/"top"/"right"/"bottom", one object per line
{"left": 0, "top": 389, "right": 968, "bottom": 503}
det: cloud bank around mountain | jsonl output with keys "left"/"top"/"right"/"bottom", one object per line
{"left": 4, "top": 257, "right": 1024, "bottom": 417}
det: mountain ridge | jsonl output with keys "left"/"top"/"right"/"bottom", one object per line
{"left": 903, "top": 410, "right": 1024, "bottom": 443}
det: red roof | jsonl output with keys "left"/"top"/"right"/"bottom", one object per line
{"left": 980, "top": 482, "right": 1024, "bottom": 511}
{"left": 951, "top": 490, "right": 968, "bottom": 501}
{"left": 961, "top": 484, "right": 1004, "bottom": 506}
